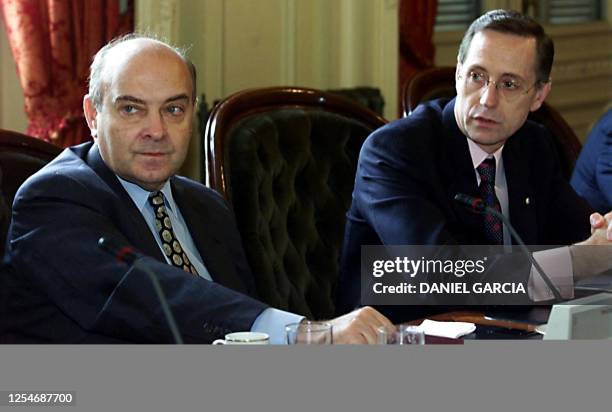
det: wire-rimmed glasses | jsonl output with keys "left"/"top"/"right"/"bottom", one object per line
{"left": 458, "top": 69, "right": 540, "bottom": 102}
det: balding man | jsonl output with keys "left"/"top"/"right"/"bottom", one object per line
{"left": 0, "top": 34, "right": 393, "bottom": 344}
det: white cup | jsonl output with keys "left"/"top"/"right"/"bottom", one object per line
{"left": 212, "top": 332, "right": 270, "bottom": 345}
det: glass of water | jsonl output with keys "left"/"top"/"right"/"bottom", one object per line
{"left": 377, "top": 324, "right": 425, "bottom": 345}
{"left": 286, "top": 321, "right": 333, "bottom": 344}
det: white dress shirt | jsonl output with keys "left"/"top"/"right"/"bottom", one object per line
{"left": 466, "top": 139, "right": 574, "bottom": 301}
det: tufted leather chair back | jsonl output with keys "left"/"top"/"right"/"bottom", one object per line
{"left": 205, "top": 87, "right": 387, "bottom": 319}
{"left": 0, "top": 130, "right": 62, "bottom": 254}
{"left": 401, "top": 66, "right": 582, "bottom": 180}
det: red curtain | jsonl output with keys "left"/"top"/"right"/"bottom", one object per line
{"left": 0, "top": 0, "right": 133, "bottom": 147}
{"left": 399, "top": 0, "right": 437, "bottom": 115}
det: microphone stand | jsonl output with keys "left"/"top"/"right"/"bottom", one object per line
{"left": 98, "top": 238, "right": 184, "bottom": 344}
{"left": 133, "top": 259, "right": 184, "bottom": 344}
{"left": 454, "top": 194, "right": 563, "bottom": 301}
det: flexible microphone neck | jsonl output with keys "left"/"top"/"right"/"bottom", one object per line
{"left": 98, "top": 237, "right": 139, "bottom": 265}
{"left": 98, "top": 237, "right": 184, "bottom": 344}
{"left": 454, "top": 193, "right": 486, "bottom": 213}
{"left": 454, "top": 193, "right": 563, "bottom": 301}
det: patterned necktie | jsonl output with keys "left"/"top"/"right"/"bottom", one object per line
{"left": 148, "top": 191, "right": 199, "bottom": 275}
{"left": 476, "top": 157, "right": 503, "bottom": 245}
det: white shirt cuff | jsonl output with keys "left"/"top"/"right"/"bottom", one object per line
{"left": 528, "top": 246, "right": 574, "bottom": 301}
{"left": 251, "top": 308, "right": 305, "bottom": 344}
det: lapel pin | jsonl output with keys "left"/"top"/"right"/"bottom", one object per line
{"left": 525, "top": 197, "right": 530, "bottom": 205}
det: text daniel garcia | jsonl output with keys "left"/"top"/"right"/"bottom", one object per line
{"left": 372, "top": 282, "right": 526, "bottom": 295}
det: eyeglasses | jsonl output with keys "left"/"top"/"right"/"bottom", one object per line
{"left": 459, "top": 70, "right": 540, "bottom": 102}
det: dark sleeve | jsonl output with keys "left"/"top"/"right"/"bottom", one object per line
{"left": 595, "top": 133, "right": 612, "bottom": 208}
{"left": 342, "top": 120, "right": 580, "bottom": 319}
{"left": 345, "top": 125, "right": 533, "bottom": 318}
{"left": 353, "top": 122, "right": 467, "bottom": 245}
{"left": 571, "top": 111, "right": 612, "bottom": 213}
{"left": 537, "top": 126, "right": 593, "bottom": 244}
{"left": 7, "top": 173, "right": 268, "bottom": 343}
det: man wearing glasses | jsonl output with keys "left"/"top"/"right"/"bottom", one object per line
{"left": 337, "top": 9, "right": 612, "bottom": 321}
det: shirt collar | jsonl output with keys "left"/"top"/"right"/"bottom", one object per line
{"left": 117, "top": 177, "right": 175, "bottom": 213}
{"left": 466, "top": 137, "right": 504, "bottom": 170}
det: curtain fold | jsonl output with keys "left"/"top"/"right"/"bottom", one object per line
{"left": 0, "top": 0, "right": 133, "bottom": 147}
{"left": 398, "top": 0, "right": 438, "bottom": 115}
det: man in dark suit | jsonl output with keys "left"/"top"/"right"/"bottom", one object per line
{"left": 0, "top": 34, "right": 394, "bottom": 344}
{"left": 571, "top": 108, "right": 612, "bottom": 214}
{"left": 337, "top": 10, "right": 612, "bottom": 320}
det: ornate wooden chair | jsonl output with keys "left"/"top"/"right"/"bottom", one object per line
{"left": 0, "top": 129, "right": 62, "bottom": 252}
{"left": 204, "top": 86, "right": 387, "bottom": 319}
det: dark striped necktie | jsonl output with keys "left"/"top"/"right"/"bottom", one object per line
{"left": 476, "top": 157, "right": 503, "bottom": 245}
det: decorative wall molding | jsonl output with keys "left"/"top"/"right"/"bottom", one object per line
{"left": 372, "top": 0, "right": 399, "bottom": 118}
{"left": 181, "top": 0, "right": 398, "bottom": 119}
{"left": 280, "top": 0, "right": 297, "bottom": 86}
{"left": 200, "top": 0, "right": 225, "bottom": 103}
{"left": 433, "top": 18, "right": 612, "bottom": 140}
{"left": 0, "top": 18, "right": 27, "bottom": 132}
{"left": 546, "top": 21, "right": 612, "bottom": 37}
{"left": 135, "top": 0, "right": 180, "bottom": 42}
{"left": 482, "top": 0, "right": 521, "bottom": 11}
{"left": 552, "top": 58, "right": 612, "bottom": 82}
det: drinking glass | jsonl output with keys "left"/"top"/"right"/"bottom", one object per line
{"left": 377, "top": 324, "right": 425, "bottom": 345}
{"left": 286, "top": 321, "right": 333, "bottom": 344}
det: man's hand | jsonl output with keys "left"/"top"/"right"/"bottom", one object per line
{"left": 328, "top": 306, "right": 394, "bottom": 344}
{"left": 570, "top": 211, "right": 612, "bottom": 280}
{"left": 587, "top": 211, "right": 612, "bottom": 242}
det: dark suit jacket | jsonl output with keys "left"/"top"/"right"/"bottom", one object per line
{"left": 571, "top": 109, "right": 612, "bottom": 213}
{"left": 0, "top": 142, "right": 267, "bottom": 343}
{"left": 337, "top": 98, "right": 592, "bottom": 320}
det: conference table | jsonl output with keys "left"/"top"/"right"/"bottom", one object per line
{"left": 411, "top": 308, "right": 547, "bottom": 343}
{"left": 416, "top": 282, "right": 612, "bottom": 342}
{"left": 424, "top": 307, "right": 549, "bottom": 342}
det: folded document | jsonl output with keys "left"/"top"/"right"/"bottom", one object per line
{"left": 418, "top": 319, "right": 476, "bottom": 339}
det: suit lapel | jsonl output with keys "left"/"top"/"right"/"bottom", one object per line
{"left": 86, "top": 144, "right": 166, "bottom": 261}
{"left": 503, "top": 136, "right": 539, "bottom": 244}
{"left": 171, "top": 179, "right": 248, "bottom": 293}
{"left": 441, "top": 102, "right": 483, "bottom": 240}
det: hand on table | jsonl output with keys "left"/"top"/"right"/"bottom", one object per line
{"left": 570, "top": 211, "right": 612, "bottom": 279}
{"left": 328, "top": 306, "right": 394, "bottom": 344}
{"left": 588, "top": 211, "right": 612, "bottom": 242}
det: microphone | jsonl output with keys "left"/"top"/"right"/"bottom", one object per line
{"left": 454, "top": 193, "right": 486, "bottom": 213}
{"left": 98, "top": 237, "right": 184, "bottom": 344}
{"left": 454, "top": 193, "right": 563, "bottom": 301}
{"left": 98, "top": 237, "right": 139, "bottom": 265}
